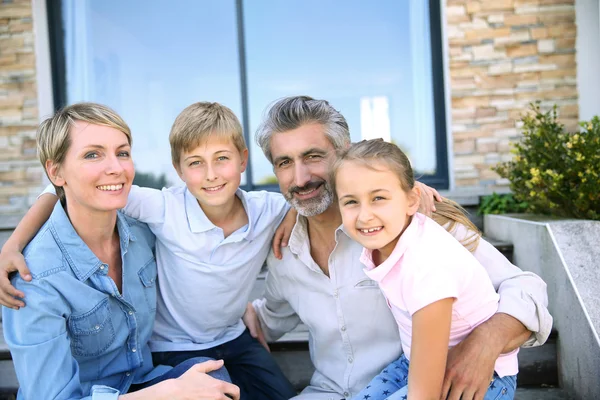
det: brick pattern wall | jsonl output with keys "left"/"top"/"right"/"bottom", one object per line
{"left": 0, "top": 0, "right": 42, "bottom": 217}
{"left": 447, "top": 0, "right": 578, "bottom": 189}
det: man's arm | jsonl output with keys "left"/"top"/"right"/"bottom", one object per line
{"left": 442, "top": 225, "right": 552, "bottom": 400}
{"left": 0, "top": 191, "right": 58, "bottom": 308}
{"left": 251, "top": 257, "right": 301, "bottom": 343}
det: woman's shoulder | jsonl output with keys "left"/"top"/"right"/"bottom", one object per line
{"left": 22, "top": 222, "right": 68, "bottom": 279}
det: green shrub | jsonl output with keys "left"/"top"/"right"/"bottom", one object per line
{"left": 478, "top": 193, "right": 528, "bottom": 215}
{"left": 494, "top": 103, "right": 600, "bottom": 220}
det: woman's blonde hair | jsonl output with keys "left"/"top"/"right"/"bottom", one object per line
{"left": 331, "top": 139, "right": 481, "bottom": 252}
{"left": 37, "top": 102, "right": 132, "bottom": 201}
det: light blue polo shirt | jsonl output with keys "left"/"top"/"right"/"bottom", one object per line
{"left": 122, "top": 185, "right": 289, "bottom": 352}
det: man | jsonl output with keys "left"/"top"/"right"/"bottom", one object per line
{"left": 244, "top": 96, "right": 552, "bottom": 400}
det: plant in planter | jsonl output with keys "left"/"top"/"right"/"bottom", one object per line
{"left": 494, "top": 103, "right": 600, "bottom": 221}
{"left": 478, "top": 193, "right": 528, "bottom": 216}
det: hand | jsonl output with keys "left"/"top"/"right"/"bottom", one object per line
{"left": 171, "top": 360, "right": 240, "bottom": 400}
{"left": 440, "top": 330, "right": 498, "bottom": 400}
{"left": 415, "top": 182, "right": 442, "bottom": 217}
{"left": 243, "top": 302, "right": 270, "bottom": 352}
{"left": 0, "top": 249, "right": 32, "bottom": 309}
{"left": 272, "top": 208, "right": 297, "bottom": 260}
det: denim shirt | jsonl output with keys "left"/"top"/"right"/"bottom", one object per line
{"left": 2, "top": 202, "right": 171, "bottom": 400}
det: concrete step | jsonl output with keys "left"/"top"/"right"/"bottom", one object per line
{"left": 515, "top": 387, "right": 574, "bottom": 399}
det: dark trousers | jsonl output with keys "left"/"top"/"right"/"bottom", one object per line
{"left": 152, "top": 329, "right": 296, "bottom": 400}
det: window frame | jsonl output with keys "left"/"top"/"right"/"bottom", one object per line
{"left": 47, "top": 0, "right": 449, "bottom": 191}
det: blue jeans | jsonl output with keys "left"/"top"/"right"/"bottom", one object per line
{"left": 353, "top": 354, "right": 517, "bottom": 400}
{"left": 152, "top": 329, "right": 296, "bottom": 400}
{"left": 128, "top": 356, "right": 232, "bottom": 391}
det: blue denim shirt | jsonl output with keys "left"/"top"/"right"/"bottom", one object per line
{"left": 2, "top": 202, "right": 171, "bottom": 399}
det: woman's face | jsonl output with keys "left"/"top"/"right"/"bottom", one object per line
{"left": 50, "top": 121, "right": 134, "bottom": 214}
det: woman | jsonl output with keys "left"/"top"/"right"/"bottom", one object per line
{"left": 1, "top": 103, "right": 239, "bottom": 399}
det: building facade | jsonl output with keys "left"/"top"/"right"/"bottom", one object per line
{"left": 0, "top": 0, "right": 598, "bottom": 220}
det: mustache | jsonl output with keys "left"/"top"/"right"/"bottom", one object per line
{"left": 288, "top": 180, "right": 325, "bottom": 195}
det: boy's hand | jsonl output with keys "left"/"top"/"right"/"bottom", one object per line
{"left": 415, "top": 182, "right": 442, "bottom": 217}
{"left": 272, "top": 208, "right": 297, "bottom": 260}
{"left": 243, "top": 302, "right": 270, "bottom": 352}
{"left": 0, "top": 249, "right": 31, "bottom": 309}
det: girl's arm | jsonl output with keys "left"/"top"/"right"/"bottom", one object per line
{"left": 408, "top": 297, "right": 454, "bottom": 400}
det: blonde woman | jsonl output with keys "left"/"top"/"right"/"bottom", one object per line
{"left": 1, "top": 103, "right": 239, "bottom": 400}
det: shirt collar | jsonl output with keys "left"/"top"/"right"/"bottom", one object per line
{"left": 49, "top": 201, "right": 135, "bottom": 282}
{"left": 360, "top": 212, "right": 425, "bottom": 282}
{"left": 184, "top": 187, "right": 255, "bottom": 239}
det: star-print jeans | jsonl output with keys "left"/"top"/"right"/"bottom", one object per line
{"left": 352, "top": 354, "right": 517, "bottom": 400}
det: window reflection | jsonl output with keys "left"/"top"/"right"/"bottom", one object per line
{"left": 243, "top": 0, "right": 438, "bottom": 184}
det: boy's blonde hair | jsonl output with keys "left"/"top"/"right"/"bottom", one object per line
{"left": 169, "top": 102, "right": 246, "bottom": 167}
{"left": 332, "top": 139, "right": 481, "bottom": 252}
{"left": 37, "top": 102, "right": 132, "bottom": 202}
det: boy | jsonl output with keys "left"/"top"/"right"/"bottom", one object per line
{"left": 4, "top": 102, "right": 297, "bottom": 400}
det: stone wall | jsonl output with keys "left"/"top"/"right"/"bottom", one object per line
{"left": 447, "top": 0, "right": 578, "bottom": 190}
{"left": 0, "top": 0, "right": 42, "bottom": 217}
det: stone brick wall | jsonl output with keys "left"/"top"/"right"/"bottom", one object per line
{"left": 447, "top": 0, "right": 578, "bottom": 190}
{"left": 0, "top": 0, "right": 42, "bottom": 217}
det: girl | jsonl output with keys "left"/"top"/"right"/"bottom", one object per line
{"left": 331, "top": 139, "right": 517, "bottom": 400}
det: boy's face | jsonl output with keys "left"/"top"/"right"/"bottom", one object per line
{"left": 175, "top": 137, "right": 248, "bottom": 210}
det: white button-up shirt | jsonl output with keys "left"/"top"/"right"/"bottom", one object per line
{"left": 254, "top": 215, "right": 551, "bottom": 399}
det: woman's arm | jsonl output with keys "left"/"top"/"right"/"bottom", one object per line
{"left": 120, "top": 360, "right": 240, "bottom": 400}
{"left": 407, "top": 298, "right": 454, "bottom": 399}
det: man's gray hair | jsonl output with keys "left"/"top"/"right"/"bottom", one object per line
{"left": 255, "top": 96, "right": 351, "bottom": 164}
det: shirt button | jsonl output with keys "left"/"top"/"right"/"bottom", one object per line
{"left": 333, "top": 290, "right": 339, "bottom": 298}
{"left": 343, "top": 392, "right": 349, "bottom": 398}
{"left": 128, "top": 311, "right": 134, "bottom": 315}
{"left": 94, "top": 325, "right": 100, "bottom": 330}
{"left": 341, "top": 326, "right": 346, "bottom": 332}
{"left": 347, "top": 356, "right": 353, "bottom": 363}
{"left": 125, "top": 372, "right": 131, "bottom": 376}
{"left": 131, "top": 348, "right": 137, "bottom": 353}
{"left": 99, "top": 265, "right": 105, "bottom": 270}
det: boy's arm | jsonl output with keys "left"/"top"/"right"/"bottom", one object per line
{"left": 408, "top": 298, "right": 454, "bottom": 400}
{"left": 122, "top": 185, "right": 166, "bottom": 224}
{"left": 0, "top": 190, "right": 58, "bottom": 308}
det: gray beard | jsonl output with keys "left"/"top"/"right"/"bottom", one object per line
{"left": 286, "top": 185, "right": 334, "bottom": 217}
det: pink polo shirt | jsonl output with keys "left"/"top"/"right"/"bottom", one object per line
{"left": 361, "top": 213, "right": 518, "bottom": 377}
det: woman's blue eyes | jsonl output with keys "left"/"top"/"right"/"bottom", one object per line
{"left": 84, "top": 151, "right": 130, "bottom": 159}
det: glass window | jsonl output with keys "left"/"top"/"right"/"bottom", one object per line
{"left": 51, "top": 0, "right": 446, "bottom": 190}
{"left": 60, "top": 0, "right": 243, "bottom": 187}
{"left": 243, "top": 0, "right": 438, "bottom": 185}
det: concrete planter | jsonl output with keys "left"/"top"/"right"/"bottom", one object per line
{"left": 484, "top": 214, "right": 600, "bottom": 399}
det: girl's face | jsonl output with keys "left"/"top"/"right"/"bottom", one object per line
{"left": 48, "top": 121, "right": 134, "bottom": 215}
{"left": 336, "top": 160, "right": 420, "bottom": 261}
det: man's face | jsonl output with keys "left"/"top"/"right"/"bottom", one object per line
{"left": 270, "top": 123, "right": 336, "bottom": 217}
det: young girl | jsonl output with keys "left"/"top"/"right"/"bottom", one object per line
{"left": 332, "top": 139, "right": 518, "bottom": 400}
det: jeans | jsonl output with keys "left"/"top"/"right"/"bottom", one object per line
{"left": 152, "top": 329, "right": 296, "bottom": 400}
{"left": 128, "top": 356, "right": 232, "bottom": 391}
{"left": 353, "top": 354, "right": 517, "bottom": 400}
